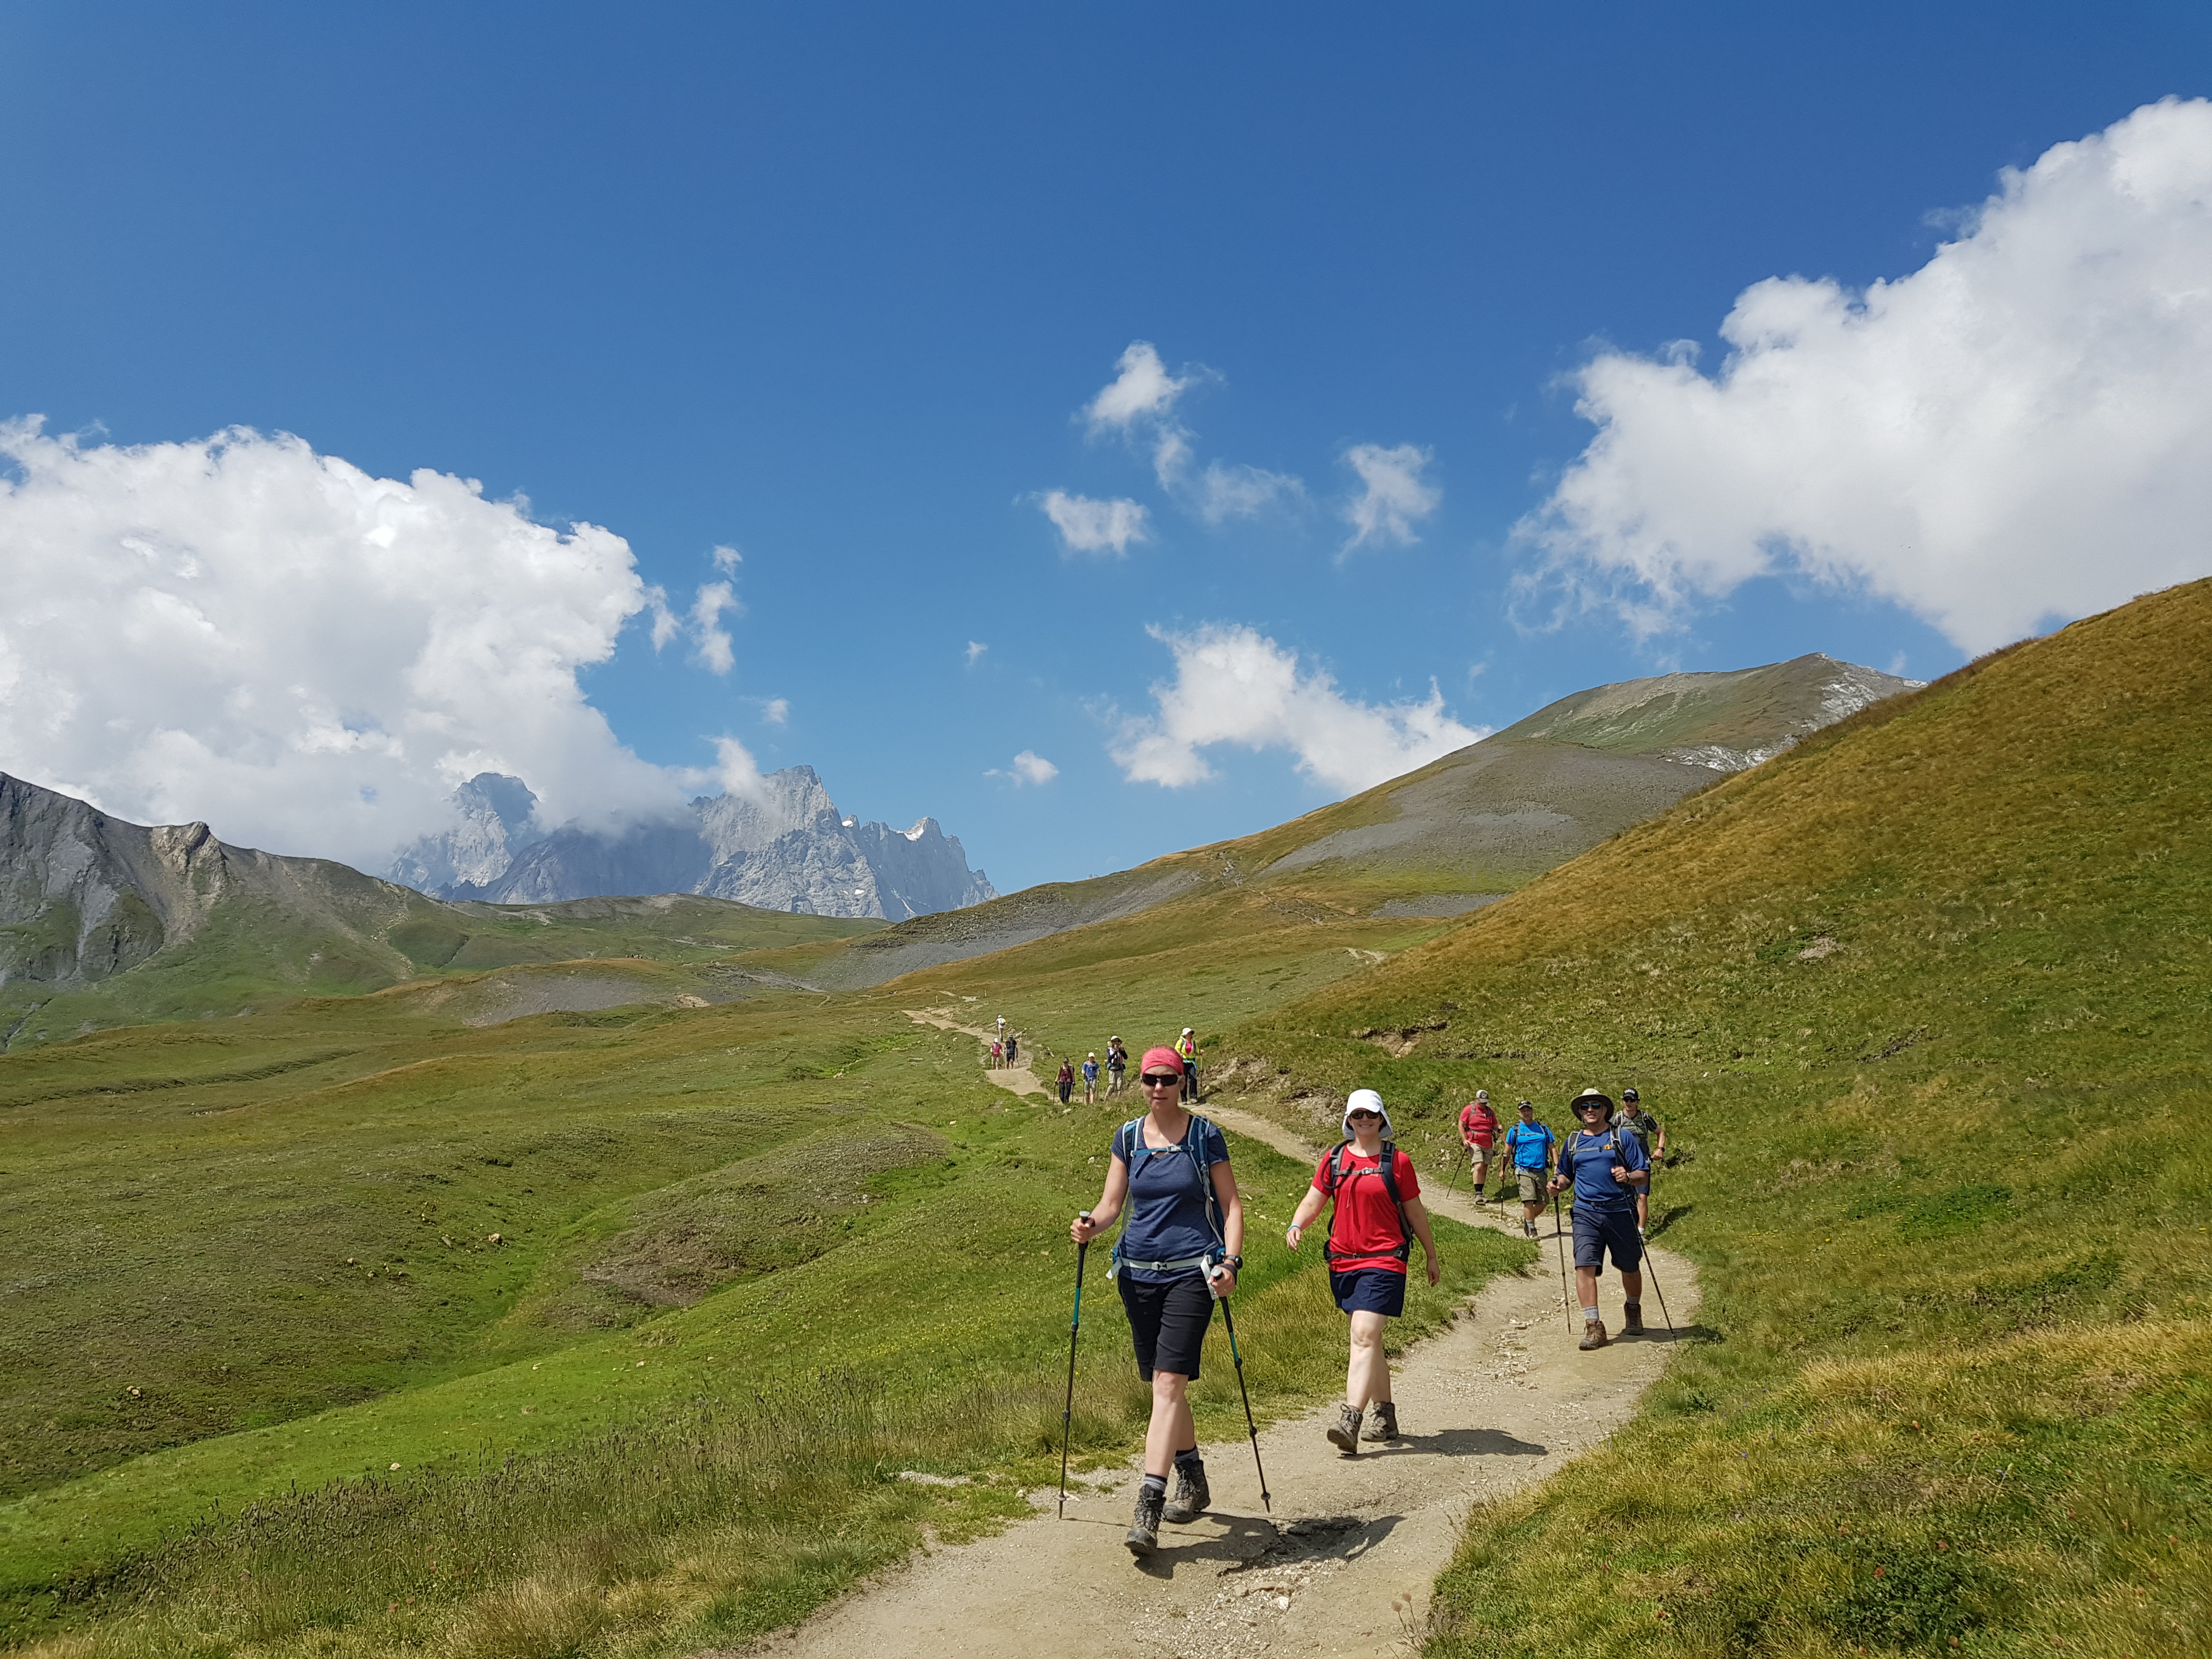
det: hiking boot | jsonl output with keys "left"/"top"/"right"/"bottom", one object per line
{"left": 1161, "top": 1463, "right": 1210, "bottom": 1523}
{"left": 1579, "top": 1320, "right": 1609, "bottom": 1351}
{"left": 1361, "top": 1400, "right": 1401, "bottom": 1442}
{"left": 1125, "top": 1486, "right": 1164, "bottom": 1556}
{"left": 1325, "top": 1403, "right": 1363, "bottom": 1454}
{"left": 1622, "top": 1302, "right": 1645, "bottom": 1336}
{"left": 1523, "top": 1218, "right": 1538, "bottom": 1239}
{"left": 1472, "top": 1192, "right": 1488, "bottom": 1206}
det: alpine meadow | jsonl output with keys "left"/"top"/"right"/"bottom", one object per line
{"left": 0, "top": 578, "right": 2202, "bottom": 1657}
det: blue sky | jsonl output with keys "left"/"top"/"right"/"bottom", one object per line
{"left": 3, "top": 3, "right": 2209, "bottom": 893}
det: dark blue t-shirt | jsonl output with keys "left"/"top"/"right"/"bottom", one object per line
{"left": 1559, "top": 1126, "right": 1649, "bottom": 1212}
{"left": 1114, "top": 1116, "right": 1229, "bottom": 1283}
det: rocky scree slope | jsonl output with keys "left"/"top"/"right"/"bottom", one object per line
{"left": 792, "top": 652, "right": 1914, "bottom": 989}
{"left": 393, "top": 765, "right": 994, "bottom": 922}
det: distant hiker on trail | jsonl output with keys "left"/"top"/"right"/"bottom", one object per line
{"left": 1549, "top": 1087, "right": 1649, "bottom": 1349}
{"left": 1284, "top": 1088, "right": 1440, "bottom": 1453}
{"left": 1458, "top": 1090, "right": 1499, "bottom": 1205}
{"left": 990, "top": 1039, "right": 1003, "bottom": 1069}
{"left": 1071, "top": 1046, "right": 1245, "bottom": 1558}
{"left": 1502, "top": 1100, "right": 1556, "bottom": 1240}
{"left": 1057, "top": 1058, "right": 1075, "bottom": 1104}
{"left": 1006, "top": 1033, "right": 1019, "bottom": 1068}
{"left": 1107, "top": 1037, "right": 1128, "bottom": 1096}
{"left": 1176, "top": 1028, "right": 1200, "bottom": 1102}
{"left": 1612, "top": 1087, "right": 1664, "bottom": 1238}
{"left": 1082, "top": 1052, "right": 1100, "bottom": 1104}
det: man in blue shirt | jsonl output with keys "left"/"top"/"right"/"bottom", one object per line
{"left": 1500, "top": 1099, "right": 1556, "bottom": 1241}
{"left": 1549, "top": 1088, "right": 1649, "bottom": 1349}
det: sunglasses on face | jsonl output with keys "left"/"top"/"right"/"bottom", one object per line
{"left": 1140, "top": 1073, "right": 1183, "bottom": 1087}
{"left": 1347, "top": 1110, "right": 1381, "bottom": 1120}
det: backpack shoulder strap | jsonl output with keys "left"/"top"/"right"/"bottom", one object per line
{"left": 1323, "top": 1139, "right": 1353, "bottom": 1193}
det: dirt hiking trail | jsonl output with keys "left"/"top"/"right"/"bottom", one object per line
{"left": 724, "top": 1012, "right": 1701, "bottom": 1658}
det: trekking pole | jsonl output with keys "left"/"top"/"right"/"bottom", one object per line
{"left": 1551, "top": 1190, "right": 1576, "bottom": 1334}
{"left": 1639, "top": 1243, "right": 1678, "bottom": 1340}
{"left": 1210, "top": 1265, "right": 1272, "bottom": 1514}
{"left": 1057, "top": 1216, "right": 1090, "bottom": 1519}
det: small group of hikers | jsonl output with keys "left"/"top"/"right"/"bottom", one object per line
{"left": 1070, "top": 1049, "right": 1661, "bottom": 1555}
{"left": 989, "top": 1030, "right": 1020, "bottom": 1070}
{"left": 1461, "top": 1086, "right": 1664, "bottom": 1241}
{"left": 1042, "top": 1030, "right": 1200, "bottom": 1107}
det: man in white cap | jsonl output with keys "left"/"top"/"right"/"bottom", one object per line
{"left": 1283, "top": 1088, "right": 1439, "bottom": 1449}
{"left": 1457, "top": 1089, "right": 1500, "bottom": 1204}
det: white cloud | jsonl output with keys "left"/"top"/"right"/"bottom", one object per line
{"left": 1341, "top": 443, "right": 1441, "bottom": 550}
{"left": 644, "top": 576, "right": 741, "bottom": 672}
{"left": 1076, "top": 341, "right": 1304, "bottom": 523}
{"left": 0, "top": 421, "right": 729, "bottom": 868}
{"left": 1084, "top": 341, "right": 1195, "bottom": 432}
{"left": 1109, "top": 623, "right": 1485, "bottom": 794}
{"left": 710, "top": 543, "right": 742, "bottom": 573}
{"left": 758, "top": 696, "right": 789, "bottom": 726}
{"left": 989, "top": 750, "right": 1059, "bottom": 786}
{"left": 1192, "top": 459, "right": 1306, "bottom": 524}
{"left": 1037, "top": 489, "right": 1150, "bottom": 556}
{"left": 965, "top": 640, "right": 988, "bottom": 665}
{"left": 1516, "top": 97, "right": 2212, "bottom": 653}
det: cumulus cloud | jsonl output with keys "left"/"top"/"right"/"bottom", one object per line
{"left": 0, "top": 420, "right": 732, "bottom": 868}
{"left": 1077, "top": 340, "right": 1305, "bottom": 523}
{"left": 965, "top": 640, "right": 988, "bottom": 665}
{"left": 1109, "top": 624, "right": 1485, "bottom": 794}
{"left": 758, "top": 697, "right": 790, "bottom": 726}
{"left": 1085, "top": 341, "right": 1196, "bottom": 432}
{"left": 1036, "top": 489, "right": 1150, "bottom": 556}
{"left": 1341, "top": 443, "right": 1441, "bottom": 551}
{"left": 1517, "top": 97, "right": 2212, "bottom": 653}
{"left": 988, "top": 750, "right": 1059, "bottom": 786}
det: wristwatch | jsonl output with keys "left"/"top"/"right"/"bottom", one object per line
{"left": 1223, "top": 1253, "right": 1244, "bottom": 1271}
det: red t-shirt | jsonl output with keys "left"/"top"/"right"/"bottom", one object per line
{"left": 1313, "top": 1147, "right": 1421, "bottom": 1275}
{"left": 1459, "top": 1103, "right": 1498, "bottom": 1145}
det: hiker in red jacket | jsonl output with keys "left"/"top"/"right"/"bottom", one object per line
{"left": 1283, "top": 1088, "right": 1440, "bottom": 1452}
{"left": 1458, "top": 1090, "right": 1499, "bottom": 1204}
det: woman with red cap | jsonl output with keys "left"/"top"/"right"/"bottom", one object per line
{"left": 1071, "top": 1043, "right": 1246, "bottom": 1557}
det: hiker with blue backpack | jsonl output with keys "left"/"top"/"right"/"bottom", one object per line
{"left": 1283, "top": 1088, "right": 1440, "bottom": 1452}
{"left": 1070, "top": 1045, "right": 1247, "bottom": 1556}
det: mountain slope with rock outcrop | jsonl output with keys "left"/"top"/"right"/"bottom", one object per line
{"left": 775, "top": 652, "right": 1916, "bottom": 989}
{"left": 0, "top": 775, "right": 878, "bottom": 1046}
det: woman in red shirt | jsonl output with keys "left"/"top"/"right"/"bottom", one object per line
{"left": 1283, "top": 1088, "right": 1440, "bottom": 1452}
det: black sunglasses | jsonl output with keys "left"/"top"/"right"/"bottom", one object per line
{"left": 1140, "top": 1073, "right": 1183, "bottom": 1087}
{"left": 1347, "top": 1109, "right": 1381, "bottom": 1120}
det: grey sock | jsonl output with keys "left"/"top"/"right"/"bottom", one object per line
{"left": 1139, "top": 1474, "right": 1167, "bottom": 1499}
{"left": 1173, "top": 1448, "right": 1203, "bottom": 1473}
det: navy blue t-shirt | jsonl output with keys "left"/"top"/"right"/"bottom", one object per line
{"left": 1559, "top": 1126, "right": 1649, "bottom": 1212}
{"left": 1114, "top": 1116, "right": 1229, "bottom": 1282}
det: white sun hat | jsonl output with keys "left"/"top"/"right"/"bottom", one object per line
{"left": 1342, "top": 1087, "right": 1395, "bottom": 1138}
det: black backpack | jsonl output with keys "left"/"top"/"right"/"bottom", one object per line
{"left": 1319, "top": 1140, "right": 1411, "bottom": 1263}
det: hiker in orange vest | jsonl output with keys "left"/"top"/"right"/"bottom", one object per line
{"left": 1283, "top": 1089, "right": 1439, "bottom": 1451}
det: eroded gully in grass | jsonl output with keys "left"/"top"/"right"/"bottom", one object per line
{"left": 709, "top": 1012, "right": 1700, "bottom": 1659}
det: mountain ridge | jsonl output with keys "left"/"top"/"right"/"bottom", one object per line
{"left": 393, "top": 765, "right": 995, "bottom": 921}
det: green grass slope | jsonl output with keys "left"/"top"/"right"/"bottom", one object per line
{"left": 0, "top": 973, "right": 1521, "bottom": 1655}
{"left": 1218, "top": 579, "right": 2212, "bottom": 1659}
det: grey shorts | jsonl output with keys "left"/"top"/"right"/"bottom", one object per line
{"left": 1516, "top": 1169, "right": 1547, "bottom": 1204}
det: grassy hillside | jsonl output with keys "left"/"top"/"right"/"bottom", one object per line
{"left": 0, "top": 938, "right": 1519, "bottom": 1654}
{"left": 1215, "top": 580, "right": 2212, "bottom": 1658}
{"left": 5, "top": 886, "right": 874, "bottom": 1047}
{"left": 787, "top": 654, "right": 1910, "bottom": 989}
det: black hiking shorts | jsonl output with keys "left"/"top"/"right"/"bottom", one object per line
{"left": 1572, "top": 1204, "right": 1641, "bottom": 1274}
{"left": 1118, "top": 1272, "right": 1212, "bottom": 1381}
